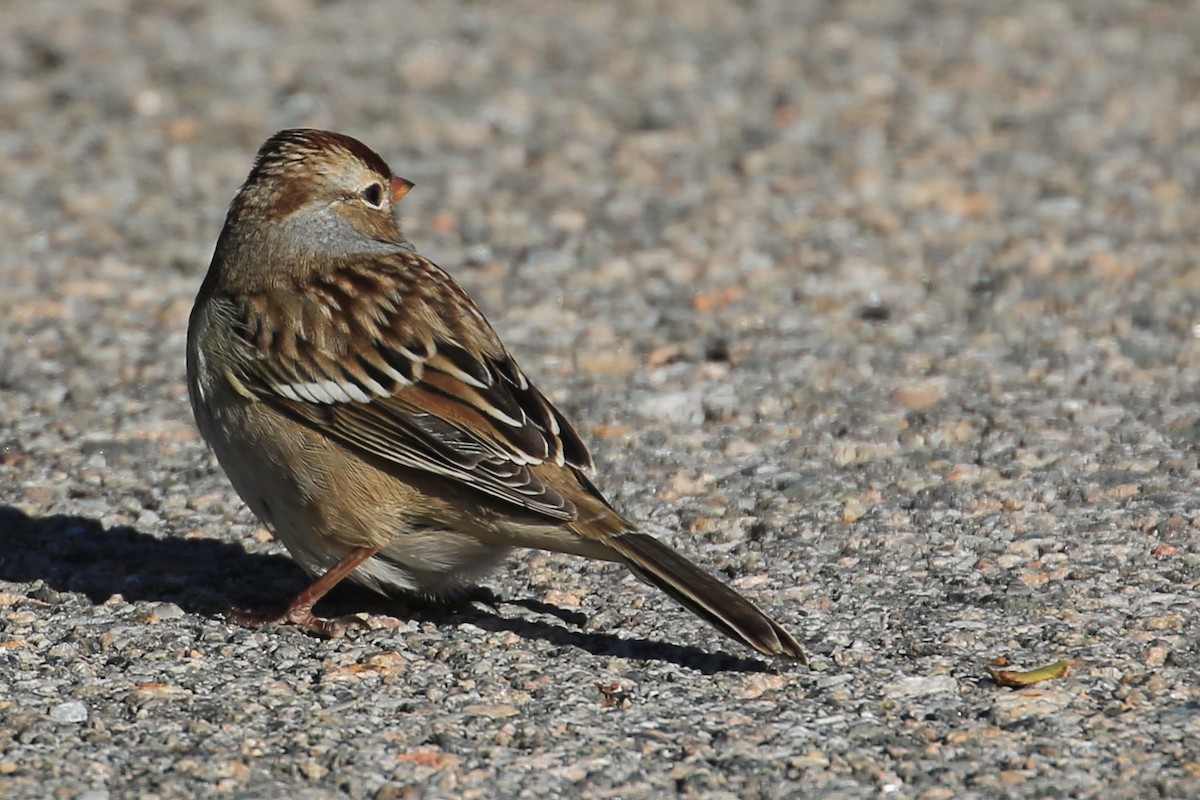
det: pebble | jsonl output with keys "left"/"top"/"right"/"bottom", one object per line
{"left": 991, "top": 689, "right": 1076, "bottom": 724}
{"left": 881, "top": 675, "right": 959, "bottom": 700}
{"left": 636, "top": 391, "right": 704, "bottom": 426}
{"left": 49, "top": 701, "right": 89, "bottom": 724}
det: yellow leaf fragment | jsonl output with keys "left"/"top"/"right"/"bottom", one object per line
{"left": 987, "top": 659, "right": 1071, "bottom": 688}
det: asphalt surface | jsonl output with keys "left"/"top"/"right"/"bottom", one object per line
{"left": 2, "top": 1, "right": 1199, "bottom": 798}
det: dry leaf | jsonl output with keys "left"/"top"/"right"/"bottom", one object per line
{"left": 987, "top": 659, "right": 1071, "bottom": 688}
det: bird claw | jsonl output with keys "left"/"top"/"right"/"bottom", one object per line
{"left": 224, "top": 604, "right": 369, "bottom": 639}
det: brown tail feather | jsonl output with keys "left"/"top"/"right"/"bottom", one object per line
{"left": 608, "top": 531, "right": 805, "bottom": 662}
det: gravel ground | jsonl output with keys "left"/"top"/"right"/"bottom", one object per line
{"left": 2, "top": 1, "right": 1200, "bottom": 797}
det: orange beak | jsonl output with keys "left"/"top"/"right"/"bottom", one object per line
{"left": 390, "top": 176, "right": 414, "bottom": 204}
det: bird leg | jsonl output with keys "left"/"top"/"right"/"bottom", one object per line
{"left": 227, "top": 545, "right": 378, "bottom": 637}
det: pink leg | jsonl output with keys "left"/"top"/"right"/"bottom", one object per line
{"left": 228, "top": 545, "right": 378, "bottom": 637}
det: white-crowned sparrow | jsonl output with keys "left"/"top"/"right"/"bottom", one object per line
{"left": 186, "top": 128, "right": 804, "bottom": 661}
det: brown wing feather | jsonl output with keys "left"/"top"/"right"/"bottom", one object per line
{"left": 227, "top": 250, "right": 594, "bottom": 521}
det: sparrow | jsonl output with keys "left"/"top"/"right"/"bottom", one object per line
{"left": 186, "top": 128, "right": 805, "bottom": 661}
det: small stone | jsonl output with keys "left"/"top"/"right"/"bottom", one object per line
{"left": 702, "top": 383, "right": 739, "bottom": 421}
{"left": 128, "top": 683, "right": 191, "bottom": 702}
{"left": 636, "top": 391, "right": 703, "bottom": 425}
{"left": 891, "top": 378, "right": 947, "bottom": 411}
{"left": 576, "top": 350, "right": 637, "bottom": 375}
{"left": 882, "top": 675, "right": 959, "bottom": 700}
{"left": 50, "top": 700, "right": 88, "bottom": 723}
{"left": 1145, "top": 646, "right": 1169, "bottom": 667}
{"left": 789, "top": 751, "right": 831, "bottom": 770}
{"left": 148, "top": 602, "right": 184, "bottom": 621}
{"left": 991, "top": 688, "right": 1074, "bottom": 723}
{"left": 462, "top": 704, "right": 519, "bottom": 719}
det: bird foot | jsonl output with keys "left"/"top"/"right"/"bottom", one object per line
{"left": 225, "top": 603, "right": 369, "bottom": 639}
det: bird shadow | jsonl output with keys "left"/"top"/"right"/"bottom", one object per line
{"left": 0, "top": 505, "right": 778, "bottom": 674}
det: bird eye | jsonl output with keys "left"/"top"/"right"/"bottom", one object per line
{"left": 360, "top": 182, "right": 385, "bottom": 208}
